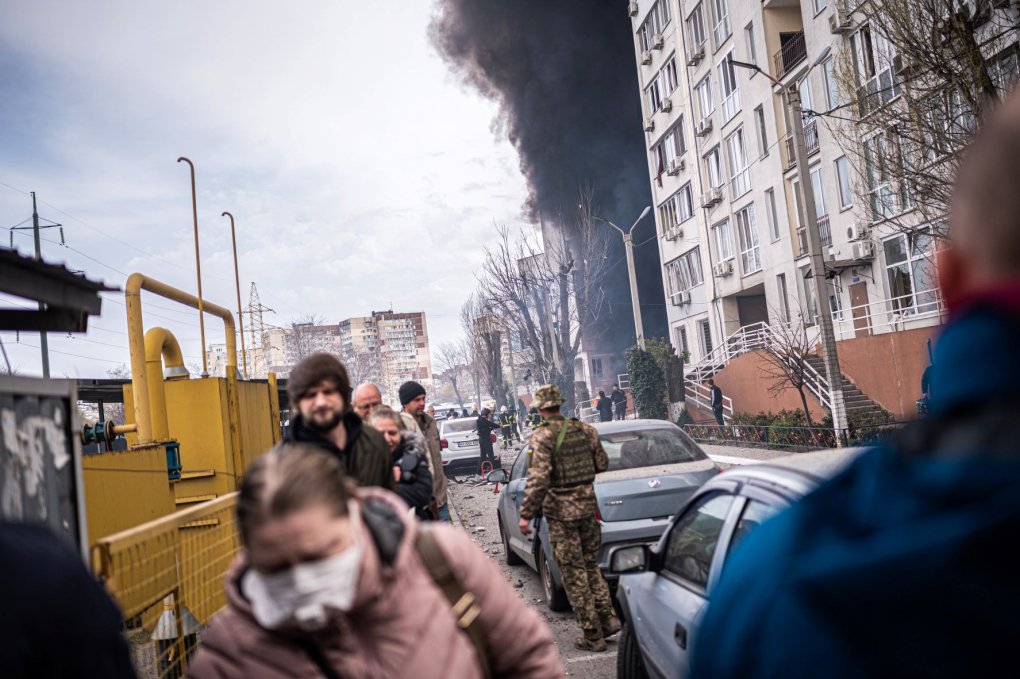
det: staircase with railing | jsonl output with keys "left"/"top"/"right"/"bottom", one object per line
{"left": 682, "top": 321, "right": 888, "bottom": 422}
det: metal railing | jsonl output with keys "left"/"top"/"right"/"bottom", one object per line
{"left": 684, "top": 421, "right": 900, "bottom": 450}
{"left": 785, "top": 119, "right": 819, "bottom": 170}
{"left": 93, "top": 493, "right": 241, "bottom": 678}
{"left": 831, "top": 287, "right": 945, "bottom": 341}
{"left": 818, "top": 214, "right": 832, "bottom": 248}
{"left": 773, "top": 31, "right": 807, "bottom": 78}
{"left": 684, "top": 379, "right": 734, "bottom": 423}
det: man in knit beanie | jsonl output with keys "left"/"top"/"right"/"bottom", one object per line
{"left": 400, "top": 380, "right": 449, "bottom": 521}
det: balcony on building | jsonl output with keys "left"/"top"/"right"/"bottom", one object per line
{"left": 796, "top": 215, "right": 833, "bottom": 257}
{"left": 783, "top": 119, "right": 820, "bottom": 170}
{"left": 774, "top": 31, "right": 807, "bottom": 78}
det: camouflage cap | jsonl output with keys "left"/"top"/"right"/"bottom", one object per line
{"left": 532, "top": 384, "right": 564, "bottom": 410}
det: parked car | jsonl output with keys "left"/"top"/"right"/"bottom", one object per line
{"left": 487, "top": 419, "right": 721, "bottom": 611}
{"left": 439, "top": 416, "right": 494, "bottom": 476}
{"left": 609, "top": 447, "right": 866, "bottom": 679}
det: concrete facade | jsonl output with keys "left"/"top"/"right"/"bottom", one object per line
{"left": 626, "top": 0, "right": 979, "bottom": 371}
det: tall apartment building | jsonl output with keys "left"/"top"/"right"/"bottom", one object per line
{"left": 627, "top": 0, "right": 1016, "bottom": 375}
{"left": 369, "top": 311, "right": 433, "bottom": 405}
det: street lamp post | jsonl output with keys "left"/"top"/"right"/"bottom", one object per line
{"left": 728, "top": 54, "right": 848, "bottom": 439}
{"left": 593, "top": 206, "right": 652, "bottom": 350}
{"left": 177, "top": 156, "right": 209, "bottom": 377}
{"left": 221, "top": 211, "right": 248, "bottom": 379}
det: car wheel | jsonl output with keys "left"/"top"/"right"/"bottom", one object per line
{"left": 498, "top": 514, "right": 523, "bottom": 566}
{"left": 537, "top": 541, "right": 571, "bottom": 612}
{"left": 617, "top": 621, "right": 649, "bottom": 679}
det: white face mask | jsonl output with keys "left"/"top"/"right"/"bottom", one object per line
{"left": 243, "top": 509, "right": 364, "bottom": 631}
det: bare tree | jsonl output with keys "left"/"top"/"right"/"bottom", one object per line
{"left": 479, "top": 186, "right": 611, "bottom": 412}
{"left": 341, "top": 347, "right": 381, "bottom": 387}
{"left": 826, "top": 0, "right": 1019, "bottom": 240}
{"left": 289, "top": 314, "right": 328, "bottom": 362}
{"left": 461, "top": 294, "right": 510, "bottom": 410}
{"left": 758, "top": 312, "right": 818, "bottom": 426}
{"left": 434, "top": 341, "right": 469, "bottom": 407}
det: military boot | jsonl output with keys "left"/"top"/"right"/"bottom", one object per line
{"left": 575, "top": 636, "right": 607, "bottom": 652}
{"left": 601, "top": 616, "right": 622, "bottom": 639}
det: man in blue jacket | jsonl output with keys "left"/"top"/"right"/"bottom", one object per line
{"left": 692, "top": 90, "right": 1020, "bottom": 678}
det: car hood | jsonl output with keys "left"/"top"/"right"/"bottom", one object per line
{"left": 595, "top": 458, "right": 718, "bottom": 522}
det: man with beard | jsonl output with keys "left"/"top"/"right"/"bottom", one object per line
{"left": 284, "top": 353, "right": 394, "bottom": 490}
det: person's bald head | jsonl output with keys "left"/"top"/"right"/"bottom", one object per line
{"left": 943, "top": 87, "right": 1020, "bottom": 301}
{"left": 352, "top": 383, "right": 383, "bottom": 420}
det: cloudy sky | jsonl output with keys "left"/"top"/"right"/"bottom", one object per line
{"left": 0, "top": 0, "right": 530, "bottom": 377}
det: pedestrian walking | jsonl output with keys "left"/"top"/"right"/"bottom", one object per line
{"left": 400, "top": 381, "right": 450, "bottom": 522}
{"left": 518, "top": 385, "right": 620, "bottom": 652}
{"left": 284, "top": 353, "right": 394, "bottom": 491}
{"left": 352, "top": 382, "right": 383, "bottom": 421}
{"left": 189, "top": 443, "right": 563, "bottom": 679}
{"left": 0, "top": 522, "right": 137, "bottom": 678}
{"left": 475, "top": 407, "right": 501, "bottom": 476}
{"left": 610, "top": 385, "right": 627, "bottom": 421}
{"left": 367, "top": 406, "right": 434, "bottom": 520}
{"left": 595, "top": 390, "right": 613, "bottom": 422}
{"left": 707, "top": 378, "right": 724, "bottom": 426}
{"left": 691, "top": 88, "right": 1020, "bottom": 679}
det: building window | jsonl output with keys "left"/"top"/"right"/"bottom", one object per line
{"left": 810, "top": 166, "right": 826, "bottom": 218}
{"left": 659, "top": 184, "right": 694, "bottom": 232}
{"left": 822, "top": 57, "right": 838, "bottom": 110}
{"left": 799, "top": 264, "right": 818, "bottom": 324}
{"left": 698, "top": 319, "right": 713, "bottom": 357}
{"left": 713, "top": 219, "right": 734, "bottom": 261}
{"left": 726, "top": 127, "right": 750, "bottom": 198}
{"left": 591, "top": 357, "right": 604, "bottom": 378}
{"left": 813, "top": 0, "right": 827, "bottom": 15}
{"left": 744, "top": 23, "right": 758, "bottom": 68}
{"left": 687, "top": 4, "right": 707, "bottom": 49}
{"left": 735, "top": 205, "right": 761, "bottom": 275}
{"left": 666, "top": 123, "right": 686, "bottom": 160}
{"left": 835, "top": 156, "right": 853, "bottom": 209}
{"left": 695, "top": 74, "right": 714, "bottom": 120}
{"left": 765, "top": 188, "right": 780, "bottom": 241}
{"left": 852, "top": 25, "right": 900, "bottom": 114}
{"left": 646, "top": 78, "right": 662, "bottom": 113}
{"left": 883, "top": 231, "right": 937, "bottom": 313}
{"left": 718, "top": 51, "right": 740, "bottom": 121}
{"left": 864, "top": 131, "right": 900, "bottom": 220}
{"left": 705, "top": 146, "right": 724, "bottom": 188}
{"left": 777, "top": 273, "right": 791, "bottom": 323}
{"left": 754, "top": 105, "right": 768, "bottom": 158}
{"left": 709, "top": 0, "right": 731, "bottom": 50}
{"left": 676, "top": 325, "right": 690, "bottom": 356}
{"left": 830, "top": 278, "right": 844, "bottom": 321}
{"left": 662, "top": 55, "right": 680, "bottom": 94}
{"left": 665, "top": 247, "right": 705, "bottom": 294}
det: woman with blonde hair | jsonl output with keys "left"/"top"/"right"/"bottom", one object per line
{"left": 189, "top": 443, "right": 562, "bottom": 678}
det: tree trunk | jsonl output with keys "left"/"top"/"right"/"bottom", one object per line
{"left": 798, "top": 386, "right": 813, "bottom": 427}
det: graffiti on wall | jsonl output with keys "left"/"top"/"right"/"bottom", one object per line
{"left": 0, "top": 384, "right": 81, "bottom": 547}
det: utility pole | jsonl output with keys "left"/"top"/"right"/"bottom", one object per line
{"left": 593, "top": 207, "right": 652, "bottom": 350}
{"left": 785, "top": 87, "right": 848, "bottom": 439}
{"left": 726, "top": 54, "right": 847, "bottom": 441}
{"left": 31, "top": 192, "right": 49, "bottom": 378}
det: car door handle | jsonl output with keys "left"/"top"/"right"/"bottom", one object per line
{"left": 674, "top": 622, "right": 687, "bottom": 649}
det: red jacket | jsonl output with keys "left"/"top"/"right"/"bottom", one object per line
{"left": 188, "top": 490, "right": 563, "bottom": 679}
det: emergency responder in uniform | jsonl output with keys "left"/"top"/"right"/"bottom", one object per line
{"left": 526, "top": 406, "right": 542, "bottom": 430}
{"left": 518, "top": 384, "right": 620, "bottom": 652}
{"left": 497, "top": 405, "right": 513, "bottom": 450}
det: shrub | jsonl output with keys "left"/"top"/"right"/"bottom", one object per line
{"left": 626, "top": 346, "right": 667, "bottom": 420}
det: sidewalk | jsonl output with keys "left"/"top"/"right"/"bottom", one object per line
{"left": 702, "top": 442, "right": 808, "bottom": 465}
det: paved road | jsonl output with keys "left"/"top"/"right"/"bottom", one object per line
{"left": 446, "top": 443, "right": 617, "bottom": 678}
{"left": 444, "top": 441, "right": 786, "bottom": 677}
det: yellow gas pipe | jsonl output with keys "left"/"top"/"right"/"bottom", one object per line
{"left": 125, "top": 274, "right": 242, "bottom": 477}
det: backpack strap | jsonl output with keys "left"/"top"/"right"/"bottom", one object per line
{"left": 296, "top": 637, "right": 343, "bottom": 679}
{"left": 553, "top": 419, "right": 572, "bottom": 455}
{"left": 415, "top": 528, "right": 492, "bottom": 679}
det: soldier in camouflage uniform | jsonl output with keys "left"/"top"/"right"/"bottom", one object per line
{"left": 518, "top": 384, "right": 621, "bottom": 652}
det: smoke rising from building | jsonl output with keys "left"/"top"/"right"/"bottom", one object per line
{"left": 430, "top": 0, "right": 668, "bottom": 346}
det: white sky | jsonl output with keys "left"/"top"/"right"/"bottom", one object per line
{"left": 0, "top": 0, "right": 529, "bottom": 378}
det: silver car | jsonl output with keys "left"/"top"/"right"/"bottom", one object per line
{"left": 488, "top": 419, "right": 721, "bottom": 611}
{"left": 439, "top": 416, "right": 488, "bottom": 476}
{"left": 609, "top": 447, "right": 866, "bottom": 679}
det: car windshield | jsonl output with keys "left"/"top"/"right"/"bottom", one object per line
{"left": 443, "top": 418, "right": 478, "bottom": 433}
{"left": 599, "top": 427, "right": 706, "bottom": 471}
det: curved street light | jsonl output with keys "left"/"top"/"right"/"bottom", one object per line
{"left": 591, "top": 206, "right": 652, "bottom": 349}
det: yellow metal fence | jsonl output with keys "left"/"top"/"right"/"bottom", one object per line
{"left": 92, "top": 493, "right": 241, "bottom": 678}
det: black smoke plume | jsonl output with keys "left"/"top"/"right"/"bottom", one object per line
{"left": 430, "top": 0, "right": 669, "bottom": 348}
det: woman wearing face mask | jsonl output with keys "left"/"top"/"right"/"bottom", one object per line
{"left": 368, "top": 406, "right": 434, "bottom": 520}
{"left": 189, "top": 443, "right": 562, "bottom": 679}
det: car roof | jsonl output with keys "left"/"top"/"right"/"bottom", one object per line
{"left": 443, "top": 417, "right": 476, "bottom": 424}
{"left": 717, "top": 446, "right": 870, "bottom": 495}
{"left": 592, "top": 418, "right": 678, "bottom": 434}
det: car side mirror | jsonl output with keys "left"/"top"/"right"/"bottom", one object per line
{"left": 487, "top": 468, "right": 509, "bottom": 484}
{"left": 608, "top": 544, "right": 650, "bottom": 575}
